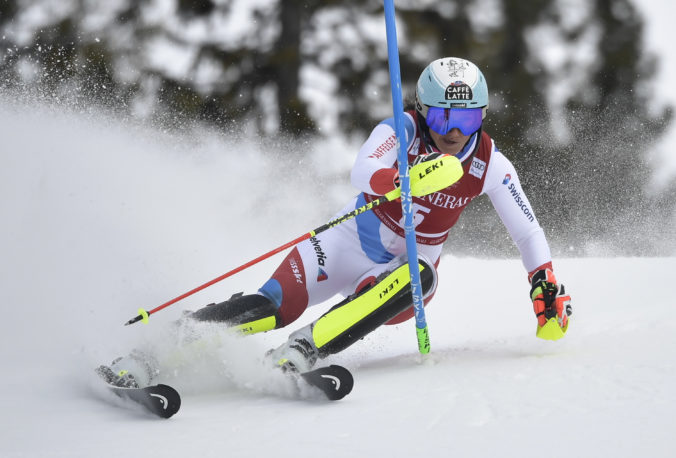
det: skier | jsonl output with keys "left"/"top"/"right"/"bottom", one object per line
{"left": 99, "top": 57, "right": 572, "bottom": 389}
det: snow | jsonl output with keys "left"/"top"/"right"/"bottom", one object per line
{"left": 1, "top": 100, "right": 674, "bottom": 458}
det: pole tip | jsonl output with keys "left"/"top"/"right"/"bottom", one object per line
{"left": 416, "top": 326, "right": 430, "bottom": 354}
{"left": 124, "top": 315, "right": 141, "bottom": 326}
{"left": 124, "top": 308, "right": 150, "bottom": 326}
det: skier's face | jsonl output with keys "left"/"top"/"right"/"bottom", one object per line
{"left": 429, "top": 127, "right": 472, "bottom": 156}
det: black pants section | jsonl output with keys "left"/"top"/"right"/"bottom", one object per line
{"left": 190, "top": 293, "right": 279, "bottom": 327}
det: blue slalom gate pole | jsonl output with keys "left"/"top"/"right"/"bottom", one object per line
{"left": 383, "top": 0, "right": 430, "bottom": 354}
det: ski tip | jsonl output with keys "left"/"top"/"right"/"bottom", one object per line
{"left": 327, "top": 365, "right": 354, "bottom": 401}
{"left": 152, "top": 384, "right": 181, "bottom": 418}
{"left": 302, "top": 365, "right": 354, "bottom": 401}
{"left": 105, "top": 383, "right": 181, "bottom": 418}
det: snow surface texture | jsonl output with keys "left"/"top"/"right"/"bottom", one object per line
{"left": 1, "top": 100, "right": 675, "bottom": 458}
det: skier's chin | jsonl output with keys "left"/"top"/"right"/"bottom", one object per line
{"left": 434, "top": 138, "right": 465, "bottom": 156}
{"left": 437, "top": 141, "right": 462, "bottom": 156}
{"left": 430, "top": 131, "right": 470, "bottom": 156}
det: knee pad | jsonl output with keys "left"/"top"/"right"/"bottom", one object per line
{"left": 385, "top": 254, "right": 438, "bottom": 325}
{"left": 353, "top": 253, "right": 437, "bottom": 301}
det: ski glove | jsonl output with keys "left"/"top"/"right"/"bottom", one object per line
{"left": 530, "top": 268, "right": 572, "bottom": 341}
{"left": 411, "top": 152, "right": 445, "bottom": 167}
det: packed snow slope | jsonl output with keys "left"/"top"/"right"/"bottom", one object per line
{"left": 1, "top": 101, "right": 675, "bottom": 458}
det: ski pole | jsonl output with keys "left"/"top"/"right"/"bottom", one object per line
{"left": 124, "top": 155, "right": 462, "bottom": 326}
{"left": 383, "top": 0, "right": 430, "bottom": 354}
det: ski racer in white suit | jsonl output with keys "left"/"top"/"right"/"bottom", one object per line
{"left": 104, "top": 57, "right": 572, "bottom": 388}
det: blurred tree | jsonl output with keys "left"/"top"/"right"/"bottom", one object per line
{"left": 408, "top": 0, "right": 674, "bottom": 256}
{"left": 542, "top": 0, "right": 674, "bottom": 254}
{"left": 177, "top": 0, "right": 215, "bottom": 17}
{"left": 0, "top": 0, "right": 17, "bottom": 25}
{"left": 0, "top": 0, "right": 672, "bottom": 254}
{"left": 274, "top": 0, "right": 315, "bottom": 133}
{"left": 146, "top": 0, "right": 317, "bottom": 135}
{"left": 0, "top": 0, "right": 133, "bottom": 106}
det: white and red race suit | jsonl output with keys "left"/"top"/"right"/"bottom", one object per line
{"left": 258, "top": 110, "right": 552, "bottom": 326}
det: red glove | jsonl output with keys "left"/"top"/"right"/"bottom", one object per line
{"left": 529, "top": 268, "right": 572, "bottom": 340}
{"left": 411, "top": 152, "right": 446, "bottom": 166}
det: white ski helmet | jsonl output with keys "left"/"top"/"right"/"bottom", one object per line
{"left": 415, "top": 57, "right": 489, "bottom": 124}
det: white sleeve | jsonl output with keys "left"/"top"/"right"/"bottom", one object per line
{"left": 351, "top": 113, "right": 418, "bottom": 194}
{"left": 482, "top": 148, "right": 552, "bottom": 272}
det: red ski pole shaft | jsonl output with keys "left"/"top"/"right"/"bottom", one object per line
{"left": 124, "top": 194, "right": 392, "bottom": 326}
{"left": 124, "top": 232, "right": 311, "bottom": 326}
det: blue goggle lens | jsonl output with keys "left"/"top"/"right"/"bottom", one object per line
{"left": 426, "top": 107, "right": 483, "bottom": 136}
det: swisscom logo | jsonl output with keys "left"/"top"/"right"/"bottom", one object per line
{"left": 502, "top": 174, "right": 534, "bottom": 222}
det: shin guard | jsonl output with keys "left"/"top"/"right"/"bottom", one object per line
{"left": 311, "top": 258, "right": 436, "bottom": 357}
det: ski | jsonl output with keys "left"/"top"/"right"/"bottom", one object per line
{"left": 106, "top": 384, "right": 181, "bottom": 418}
{"left": 299, "top": 365, "right": 353, "bottom": 401}
{"left": 95, "top": 363, "right": 350, "bottom": 413}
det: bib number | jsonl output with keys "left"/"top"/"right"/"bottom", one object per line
{"left": 400, "top": 203, "right": 430, "bottom": 227}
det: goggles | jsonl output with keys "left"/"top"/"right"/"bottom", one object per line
{"left": 425, "top": 106, "right": 483, "bottom": 136}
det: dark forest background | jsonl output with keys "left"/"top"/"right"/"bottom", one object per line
{"left": 1, "top": 0, "right": 674, "bottom": 256}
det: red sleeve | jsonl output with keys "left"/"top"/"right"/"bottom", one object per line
{"left": 369, "top": 167, "right": 398, "bottom": 195}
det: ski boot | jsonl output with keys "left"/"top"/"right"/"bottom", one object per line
{"left": 96, "top": 351, "right": 157, "bottom": 388}
{"left": 266, "top": 326, "right": 318, "bottom": 374}
{"left": 96, "top": 360, "right": 140, "bottom": 389}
